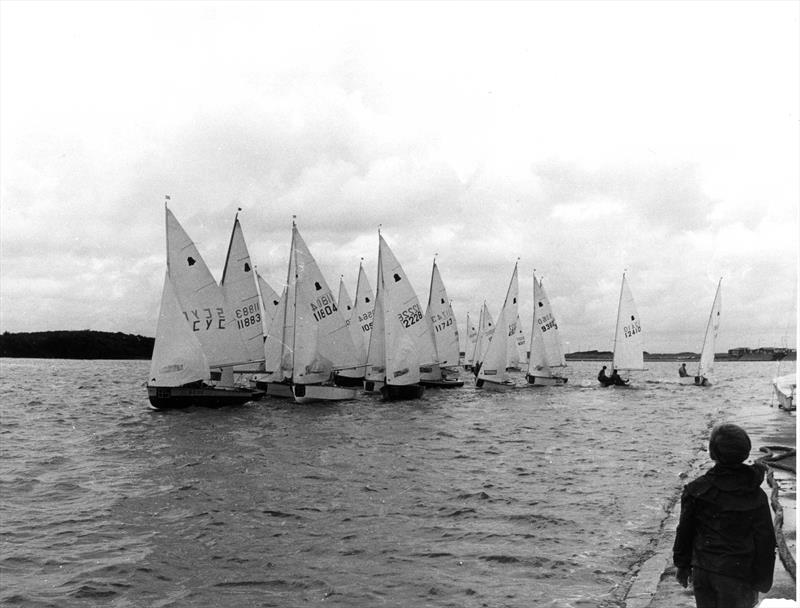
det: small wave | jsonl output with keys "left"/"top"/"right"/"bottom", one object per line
{"left": 456, "top": 491, "right": 491, "bottom": 500}
{"left": 480, "top": 554, "right": 520, "bottom": 564}
{"left": 262, "top": 509, "right": 300, "bottom": 519}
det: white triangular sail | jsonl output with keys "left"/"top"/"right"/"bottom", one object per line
{"left": 472, "top": 302, "right": 495, "bottom": 368}
{"left": 464, "top": 312, "right": 478, "bottom": 367}
{"left": 291, "top": 225, "right": 360, "bottom": 385}
{"left": 256, "top": 271, "right": 281, "bottom": 337}
{"left": 373, "top": 233, "right": 428, "bottom": 386}
{"left": 353, "top": 262, "right": 375, "bottom": 353}
{"left": 149, "top": 272, "right": 210, "bottom": 387}
{"left": 696, "top": 279, "right": 722, "bottom": 379}
{"left": 220, "top": 215, "right": 264, "bottom": 363}
{"left": 338, "top": 276, "right": 368, "bottom": 379}
{"left": 165, "top": 207, "right": 249, "bottom": 368}
{"left": 612, "top": 272, "right": 645, "bottom": 371}
{"left": 426, "top": 259, "right": 461, "bottom": 368}
{"left": 365, "top": 259, "right": 387, "bottom": 383}
{"left": 514, "top": 315, "right": 527, "bottom": 366}
{"left": 478, "top": 302, "right": 510, "bottom": 384}
{"left": 528, "top": 273, "right": 566, "bottom": 378}
{"left": 263, "top": 286, "right": 289, "bottom": 381}
{"left": 504, "top": 263, "right": 523, "bottom": 369}
{"left": 380, "top": 234, "right": 436, "bottom": 371}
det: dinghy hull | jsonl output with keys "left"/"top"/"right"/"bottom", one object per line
{"left": 380, "top": 383, "right": 425, "bottom": 401}
{"left": 147, "top": 385, "right": 261, "bottom": 410}
{"left": 526, "top": 375, "right": 568, "bottom": 386}
{"left": 333, "top": 373, "right": 366, "bottom": 388}
{"left": 475, "top": 378, "right": 517, "bottom": 392}
{"left": 292, "top": 384, "right": 357, "bottom": 404}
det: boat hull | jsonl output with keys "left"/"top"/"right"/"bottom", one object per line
{"left": 773, "top": 376, "right": 796, "bottom": 411}
{"left": 363, "top": 379, "right": 385, "bottom": 394}
{"left": 526, "top": 374, "right": 568, "bottom": 386}
{"left": 475, "top": 378, "right": 517, "bottom": 392}
{"left": 334, "top": 373, "right": 366, "bottom": 388}
{"left": 678, "top": 376, "right": 711, "bottom": 386}
{"left": 420, "top": 378, "right": 465, "bottom": 388}
{"left": 253, "top": 380, "right": 294, "bottom": 398}
{"left": 293, "top": 383, "right": 357, "bottom": 404}
{"left": 147, "top": 385, "right": 262, "bottom": 410}
{"left": 380, "top": 383, "right": 425, "bottom": 401}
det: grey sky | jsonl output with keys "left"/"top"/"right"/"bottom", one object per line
{"left": 1, "top": 1, "right": 797, "bottom": 353}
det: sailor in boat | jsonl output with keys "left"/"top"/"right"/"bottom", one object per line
{"left": 610, "top": 369, "right": 629, "bottom": 386}
{"left": 597, "top": 365, "right": 612, "bottom": 386}
{"left": 679, "top": 363, "right": 690, "bottom": 377}
{"left": 694, "top": 375, "right": 709, "bottom": 387}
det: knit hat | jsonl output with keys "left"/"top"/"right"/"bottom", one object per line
{"left": 709, "top": 423, "right": 752, "bottom": 464}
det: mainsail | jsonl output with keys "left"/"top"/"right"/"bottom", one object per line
{"left": 696, "top": 278, "right": 722, "bottom": 379}
{"left": 290, "top": 224, "right": 360, "bottom": 385}
{"left": 353, "top": 261, "right": 375, "bottom": 353}
{"left": 612, "top": 272, "right": 645, "bottom": 371}
{"left": 337, "top": 276, "right": 368, "bottom": 380}
{"left": 528, "top": 272, "right": 566, "bottom": 378}
{"left": 220, "top": 214, "right": 264, "bottom": 363}
{"left": 426, "top": 259, "right": 461, "bottom": 368}
{"left": 504, "top": 262, "right": 523, "bottom": 369}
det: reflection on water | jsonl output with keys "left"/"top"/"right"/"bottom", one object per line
{"left": 0, "top": 359, "right": 794, "bottom": 607}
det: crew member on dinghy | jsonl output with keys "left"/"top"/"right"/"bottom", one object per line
{"left": 679, "top": 363, "right": 690, "bottom": 377}
{"left": 598, "top": 365, "right": 611, "bottom": 386}
{"left": 610, "top": 369, "right": 629, "bottom": 386}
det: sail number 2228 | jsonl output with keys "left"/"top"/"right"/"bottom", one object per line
{"left": 398, "top": 304, "right": 423, "bottom": 328}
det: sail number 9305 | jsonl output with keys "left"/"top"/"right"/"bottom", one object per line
{"left": 398, "top": 304, "right": 423, "bottom": 328}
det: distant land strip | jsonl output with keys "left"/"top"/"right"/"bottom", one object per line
{"left": 0, "top": 331, "right": 795, "bottom": 362}
{"left": 0, "top": 331, "right": 154, "bottom": 360}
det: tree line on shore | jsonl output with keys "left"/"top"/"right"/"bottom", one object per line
{"left": 0, "top": 331, "right": 793, "bottom": 361}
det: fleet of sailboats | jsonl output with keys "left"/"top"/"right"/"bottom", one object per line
{"left": 148, "top": 204, "right": 746, "bottom": 408}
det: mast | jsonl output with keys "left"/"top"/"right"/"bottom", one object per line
{"left": 612, "top": 271, "right": 626, "bottom": 369}
{"left": 220, "top": 208, "right": 241, "bottom": 286}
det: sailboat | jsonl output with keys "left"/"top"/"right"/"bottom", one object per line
{"left": 526, "top": 272, "right": 568, "bottom": 385}
{"left": 219, "top": 212, "right": 265, "bottom": 371}
{"left": 680, "top": 278, "right": 722, "bottom": 386}
{"left": 364, "top": 231, "right": 429, "bottom": 400}
{"left": 334, "top": 274, "right": 368, "bottom": 387}
{"left": 502, "top": 262, "right": 526, "bottom": 371}
{"left": 599, "top": 272, "right": 644, "bottom": 386}
{"left": 262, "top": 221, "right": 361, "bottom": 403}
{"left": 470, "top": 301, "right": 495, "bottom": 377}
{"left": 147, "top": 205, "right": 261, "bottom": 409}
{"left": 421, "top": 258, "right": 464, "bottom": 388}
{"left": 261, "top": 285, "right": 293, "bottom": 398}
{"left": 463, "top": 312, "right": 478, "bottom": 370}
{"left": 476, "top": 265, "right": 524, "bottom": 391}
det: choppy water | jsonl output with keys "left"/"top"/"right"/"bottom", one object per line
{"left": 0, "top": 359, "right": 795, "bottom": 607}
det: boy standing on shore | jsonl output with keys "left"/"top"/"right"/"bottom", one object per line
{"left": 673, "top": 423, "right": 776, "bottom": 607}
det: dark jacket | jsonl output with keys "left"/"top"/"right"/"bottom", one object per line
{"left": 673, "top": 463, "right": 776, "bottom": 592}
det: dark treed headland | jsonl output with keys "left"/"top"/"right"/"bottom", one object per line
{"left": 0, "top": 331, "right": 794, "bottom": 361}
{"left": 0, "top": 331, "right": 154, "bottom": 360}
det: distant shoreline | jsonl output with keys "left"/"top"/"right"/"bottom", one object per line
{"left": 0, "top": 330, "right": 795, "bottom": 362}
